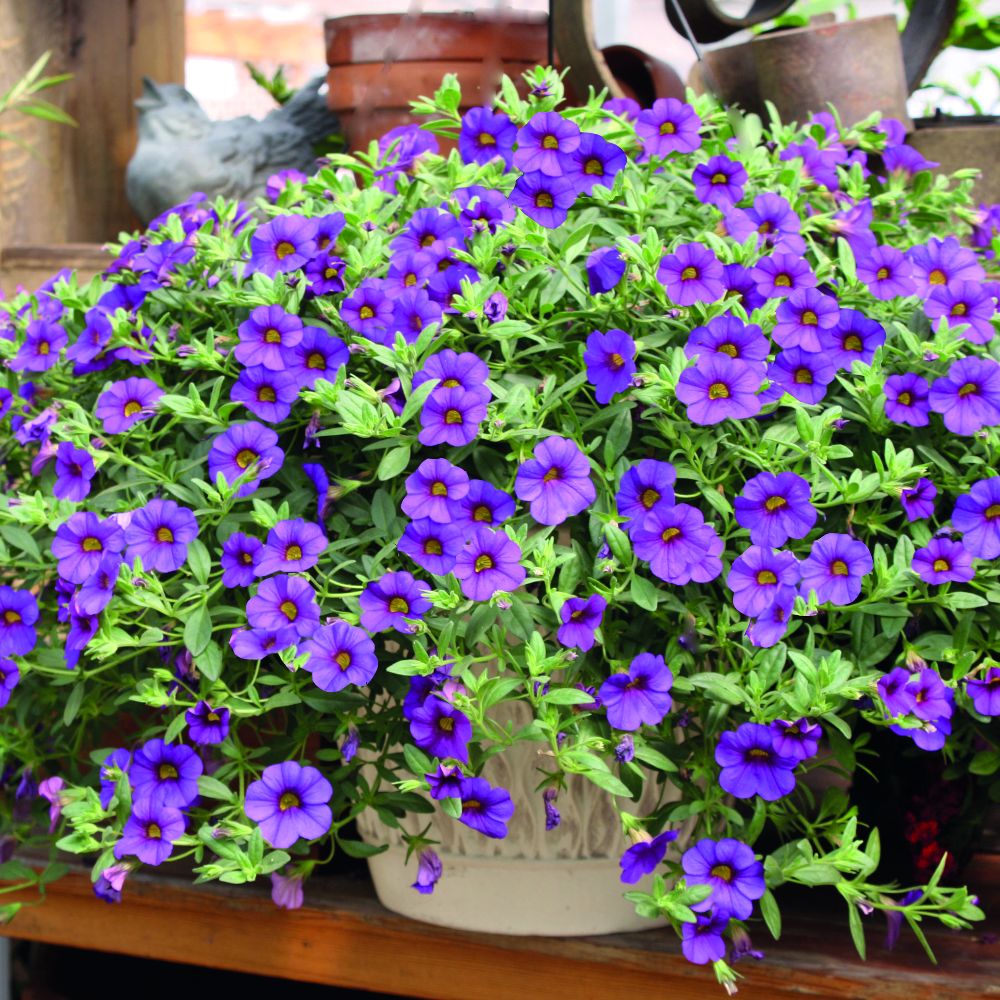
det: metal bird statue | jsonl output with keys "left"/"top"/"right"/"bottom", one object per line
{"left": 126, "top": 76, "right": 341, "bottom": 224}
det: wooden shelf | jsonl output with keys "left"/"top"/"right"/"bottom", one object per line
{"left": 2, "top": 857, "right": 999, "bottom": 999}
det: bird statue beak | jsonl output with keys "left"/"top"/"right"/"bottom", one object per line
{"left": 134, "top": 77, "right": 163, "bottom": 111}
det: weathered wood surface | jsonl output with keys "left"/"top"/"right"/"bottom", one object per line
{"left": 0, "top": 242, "right": 106, "bottom": 294}
{"left": 2, "top": 858, "right": 998, "bottom": 999}
{"left": 0, "top": 0, "right": 184, "bottom": 248}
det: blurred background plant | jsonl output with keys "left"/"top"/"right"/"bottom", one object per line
{"left": 0, "top": 51, "right": 76, "bottom": 150}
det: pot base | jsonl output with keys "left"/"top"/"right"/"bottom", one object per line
{"left": 367, "top": 846, "right": 661, "bottom": 936}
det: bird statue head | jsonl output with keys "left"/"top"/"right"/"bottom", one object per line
{"left": 134, "top": 78, "right": 212, "bottom": 140}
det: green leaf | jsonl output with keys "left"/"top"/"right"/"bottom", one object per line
{"left": 837, "top": 236, "right": 857, "bottom": 284}
{"left": 63, "top": 683, "right": 85, "bottom": 726}
{"left": 0, "top": 525, "right": 40, "bottom": 561}
{"left": 847, "top": 899, "right": 866, "bottom": 959}
{"left": 632, "top": 743, "right": 676, "bottom": 772}
{"left": 337, "top": 838, "right": 388, "bottom": 858}
{"left": 184, "top": 603, "right": 213, "bottom": 656}
{"left": 688, "top": 673, "right": 744, "bottom": 706}
{"left": 793, "top": 863, "right": 842, "bottom": 885}
{"left": 401, "top": 378, "right": 439, "bottom": 425}
{"left": 186, "top": 539, "right": 212, "bottom": 584}
{"left": 629, "top": 574, "right": 659, "bottom": 611}
{"left": 582, "top": 767, "right": 632, "bottom": 798}
{"left": 542, "top": 687, "right": 600, "bottom": 706}
{"left": 941, "top": 592, "right": 987, "bottom": 610}
{"left": 403, "top": 743, "right": 433, "bottom": 777}
{"left": 440, "top": 796, "right": 462, "bottom": 818}
{"left": 163, "top": 712, "right": 188, "bottom": 745}
{"left": 197, "top": 775, "right": 235, "bottom": 801}
{"left": 561, "top": 223, "right": 593, "bottom": 264}
{"left": 602, "top": 407, "right": 632, "bottom": 467}
{"left": 969, "top": 750, "right": 1000, "bottom": 776}
{"left": 377, "top": 444, "right": 411, "bottom": 481}
{"left": 197, "top": 640, "right": 223, "bottom": 683}
{"left": 759, "top": 888, "right": 781, "bottom": 940}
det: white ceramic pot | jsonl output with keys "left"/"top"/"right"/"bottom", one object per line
{"left": 357, "top": 703, "right": 683, "bottom": 936}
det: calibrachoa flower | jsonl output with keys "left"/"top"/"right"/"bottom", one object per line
{"left": 247, "top": 575, "right": 321, "bottom": 637}
{"left": 685, "top": 316, "right": 769, "bottom": 366}
{"left": 773, "top": 287, "right": 840, "bottom": 352}
{"left": 584, "top": 328, "right": 637, "bottom": 404}
{"left": 247, "top": 215, "right": 318, "bottom": 277}
{"left": 636, "top": 98, "right": 701, "bottom": 156}
{"left": 682, "top": 838, "right": 765, "bottom": 919}
{"left": 884, "top": 372, "right": 931, "bottom": 426}
{"left": 410, "top": 697, "right": 472, "bottom": 762}
{"left": 619, "top": 829, "right": 680, "bottom": 884}
{"left": 514, "top": 436, "right": 595, "bottom": 526}
{"left": 508, "top": 172, "right": 577, "bottom": 229}
{"left": 256, "top": 519, "right": 327, "bottom": 576}
{"left": 114, "top": 800, "right": 185, "bottom": 866}
{"left": 599, "top": 653, "right": 673, "bottom": 731}
{"left": 658, "top": 242, "right": 724, "bottom": 305}
{"left": 10, "top": 319, "right": 66, "bottom": 371}
{"left": 301, "top": 620, "right": 378, "bottom": 692}
{"left": 682, "top": 913, "right": 729, "bottom": 965}
{"left": 727, "top": 546, "right": 800, "bottom": 617}
{"left": 586, "top": 245, "right": 626, "bottom": 294}
{"left": 749, "top": 253, "right": 815, "bottom": 299}
{"left": 900, "top": 478, "right": 937, "bottom": 521}
{"left": 912, "top": 537, "right": 975, "bottom": 585}
{"left": 735, "top": 471, "right": 817, "bottom": 547}
{"left": 208, "top": 421, "right": 285, "bottom": 496}
{"left": 514, "top": 111, "right": 580, "bottom": 175}
{"left": 402, "top": 459, "right": 470, "bottom": 523}
{"left": 413, "top": 349, "right": 491, "bottom": 402}
{"left": 459, "top": 107, "right": 516, "bottom": 168}
{"left": 271, "top": 871, "right": 305, "bottom": 910}
{"left": 952, "top": 477, "right": 1000, "bottom": 559}
{"left": 631, "top": 503, "right": 723, "bottom": 585}
{"left": 857, "top": 245, "right": 915, "bottom": 299}
{"left": 616, "top": 459, "right": 677, "bottom": 531}
{"left": 767, "top": 347, "right": 836, "bottom": 405}
{"left": 907, "top": 235, "right": 984, "bottom": 295}
{"left": 52, "top": 442, "right": 96, "bottom": 502}
{"left": 76, "top": 552, "right": 122, "bottom": 615}
{"left": 359, "top": 571, "right": 431, "bottom": 633}
{"left": 418, "top": 386, "right": 488, "bottom": 446}
{"left": 95, "top": 377, "right": 163, "bottom": 434}
{"left": 235, "top": 305, "right": 303, "bottom": 370}
{"left": 186, "top": 702, "right": 230, "bottom": 745}
{"left": 799, "top": 533, "right": 873, "bottom": 606}
{"left": 244, "top": 761, "right": 333, "bottom": 849}
{"left": 220, "top": 532, "right": 263, "bottom": 587}
{"left": 726, "top": 192, "right": 804, "bottom": 253}
{"left": 675, "top": 354, "right": 762, "bottom": 425}
{"left": 557, "top": 594, "right": 607, "bottom": 651}
{"left": 823, "top": 309, "right": 886, "bottom": 368}
{"left": 51, "top": 512, "right": 125, "bottom": 584}
{"left": 0, "top": 658, "right": 20, "bottom": 708}
{"left": 450, "top": 480, "right": 516, "bottom": 530}
{"left": 0, "top": 587, "right": 37, "bottom": 657}
{"left": 456, "top": 776, "right": 515, "bottom": 839}
{"left": 692, "top": 154, "right": 747, "bottom": 208}
{"left": 715, "top": 723, "right": 797, "bottom": 801}
{"left": 925, "top": 280, "right": 996, "bottom": 344}
{"left": 229, "top": 626, "right": 298, "bottom": 660}
{"left": 130, "top": 739, "right": 203, "bottom": 808}
{"left": 230, "top": 366, "right": 299, "bottom": 423}
{"left": 928, "top": 356, "right": 1000, "bottom": 436}
{"left": 967, "top": 668, "right": 1000, "bottom": 717}
{"left": 412, "top": 849, "right": 443, "bottom": 895}
{"left": 399, "top": 518, "right": 465, "bottom": 575}
{"left": 453, "top": 526, "right": 526, "bottom": 601}
{"left": 124, "top": 498, "right": 199, "bottom": 573}
{"left": 770, "top": 719, "right": 822, "bottom": 761}
{"left": 568, "top": 133, "right": 627, "bottom": 194}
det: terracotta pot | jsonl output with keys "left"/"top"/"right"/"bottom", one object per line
{"left": 600, "top": 45, "right": 685, "bottom": 107}
{"left": 908, "top": 117, "right": 1000, "bottom": 204}
{"left": 325, "top": 13, "right": 548, "bottom": 153}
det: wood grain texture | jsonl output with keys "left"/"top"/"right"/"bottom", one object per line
{"left": 0, "top": 242, "right": 107, "bottom": 294}
{"left": 2, "top": 860, "right": 998, "bottom": 999}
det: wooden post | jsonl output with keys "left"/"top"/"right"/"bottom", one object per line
{"left": 0, "top": 0, "right": 185, "bottom": 252}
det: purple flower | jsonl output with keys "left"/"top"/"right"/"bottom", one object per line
{"left": 247, "top": 575, "right": 320, "bottom": 637}
{"left": 284, "top": 327, "right": 349, "bottom": 389}
{"left": 583, "top": 328, "right": 637, "bottom": 404}
{"left": 734, "top": 471, "right": 816, "bottom": 547}
{"left": 265, "top": 168, "right": 307, "bottom": 200}
{"left": 0, "top": 658, "right": 20, "bottom": 708}
{"left": 900, "top": 478, "right": 936, "bottom": 522}
{"left": 586, "top": 245, "right": 626, "bottom": 294}
{"left": 878, "top": 667, "right": 918, "bottom": 717}
{"left": 676, "top": 355, "right": 762, "bottom": 425}
{"left": 399, "top": 518, "right": 464, "bottom": 576}
{"left": 799, "top": 533, "right": 873, "bottom": 606}
{"left": 99, "top": 748, "right": 131, "bottom": 810}
{"left": 567, "top": 132, "right": 627, "bottom": 194}
{"left": 599, "top": 653, "right": 673, "bottom": 731}
{"left": 726, "top": 193, "right": 805, "bottom": 254}
{"left": 426, "top": 763, "right": 464, "bottom": 799}
{"left": 557, "top": 594, "right": 607, "bottom": 652}
{"left": 52, "top": 442, "right": 96, "bottom": 502}
{"left": 208, "top": 421, "right": 285, "bottom": 496}
{"left": 929, "top": 356, "right": 1000, "bottom": 436}
{"left": 340, "top": 728, "right": 360, "bottom": 762}
{"left": 509, "top": 172, "right": 577, "bottom": 229}
{"left": 884, "top": 143, "right": 938, "bottom": 177}
{"left": 130, "top": 738, "right": 203, "bottom": 808}
{"left": 410, "top": 697, "right": 472, "bottom": 762}
{"left": 616, "top": 459, "right": 677, "bottom": 531}
{"left": 907, "top": 236, "right": 984, "bottom": 296}
{"left": 884, "top": 372, "right": 931, "bottom": 426}
{"left": 514, "top": 435, "right": 596, "bottom": 526}
{"left": 271, "top": 871, "right": 305, "bottom": 910}
{"left": 513, "top": 111, "right": 581, "bottom": 175}
{"left": 770, "top": 719, "right": 821, "bottom": 761}
{"left": 230, "top": 626, "right": 298, "bottom": 660}
{"left": 94, "top": 377, "right": 164, "bottom": 434}
{"left": 402, "top": 459, "right": 470, "bottom": 523}
{"left": 301, "top": 620, "right": 378, "bottom": 693}
{"left": 51, "top": 512, "right": 125, "bottom": 583}
{"left": 230, "top": 366, "right": 299, "bottom": 423}
{"left": 692, "top": 155, "right": 746, "bottom": 208}
{"left": 74, "top": 552, "right": 120, "bottom": 613}
{"left": 220, "top": 532, "right": 263, "bottom": 587}
{"left": 385, "top": 287, "right": 443, "bottom": 345}
{"left": 773, "top": 287, "right": 839, "bottom": 352}
{"left": 413, "top": 349, "right": 491, "bottom": 403}
{"left": 750, "top": 252, "right": 816, "bottom": 299}
{"left": 124, "top": 499, "right": 198, "bottom": 573}
{"left": 823, "top": 309, "right": 886, "bottom": 368}
{"left": 889, "top": 669, "right": 953, "bottom": 751}
{"left": 543, "top": 788, "right": 561, "bottom": 830}
{"left": 418, "top": 386, "right": 488, "bottom": 447}
{"left": 458, "top": 108, "right": 517, "bottom": 170}
{"left": 722, "top": 262, "right": 767, "bottom": 312}
{"left": 683, "top": 838, "right": 765, "bottom": 919}
{"left": 114, "top": 799, "right": 185, "bottom": 866}
{"left": 681, "top": 913, "right": 729, "bottom": 965}
{"left": 483, "top": 291, "right": 508, "bottom": 323}
{"left": 766, "top": 347, "right": 836, "bottom": 405}
{"left": 247, "top": 215, "right": 318, "bottom": 277}
{"left": 636, "top": 98, "right": 701, "bottom": 156}
{"left": 235, "top": 305, "right": 303, "bottom": 370}
{"left": 450, "top": 480, "right": 516, "bottom": 530}
{"left": 94, "top": 861, "right": 132, "bottom": 903}
{"left": 412, "top": 849, "right": 443, "bottom": 895}
{"left": 967, "top": 668, "right": 1000, "bottom": 717}
{"left": 658, "top": 242, "right": 724, "bottom": 305}
{"left": 453, "top": 526, "right": 526, "bottom": 601}
{"left": 391, "top": 208, "right": 463, "bottom": 257}
{"left": 359, "top": 571, "right": 431, "bottom": 633}
{"left": 614, "top": 733, "right": 635, "bottom": 763}
{"left": 256, "top": 519, "right": 326, "bottom": 576}
{"left": 631, "top": 503, "right": 723, "bottom": 585}
{"left": 9, "top": 319, "right": 66, "bottom": 371}
{"left": 185, "top": 701, "right": 230, "bottom": 745}
{"left": 857, "top": 245, "right": 915, "bottom": 299}
{"left": 603, "top": 96, "right": 640, "bottom": 120}
{"left": 715, "top": 723, "right": 796, "bottom": 801}
{"left": 952, "top": 477, "right": 1000, "bottom": 559}
{"left": 619, "top": 829, "right": 679, "bottom": 883}
{"left": 727, "top": 546, "right": 800, "bottom": 617}
{"left": 457, "top": 776, "right": 514, "bottom": 839}
{"left": 926, "top": 280, "right": 996, "bottom": 344}
{"left": 912, "top": 537, "right": 974, "bottom": 585}
{"left": 244, "top": 761, "right": 333, "bottom": 849}
{"left": 455, "top": 186, "right": 514, "bottom": 238}
{"left": 340, "top": 279, "right": 393, "bottom": 339}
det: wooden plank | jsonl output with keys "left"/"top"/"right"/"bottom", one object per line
{"left": 0, "top": 242, "right": 107, "bottom": 294}
{"left": 1, "top": 861, "right": 998, "bottom": 1000}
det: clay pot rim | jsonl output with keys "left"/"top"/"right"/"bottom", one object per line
{"left": 748, "top": 12, "right": 899, "bottom": 46}
{"left": 911, "top": 115, "right": 1000, "bottom": 130}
